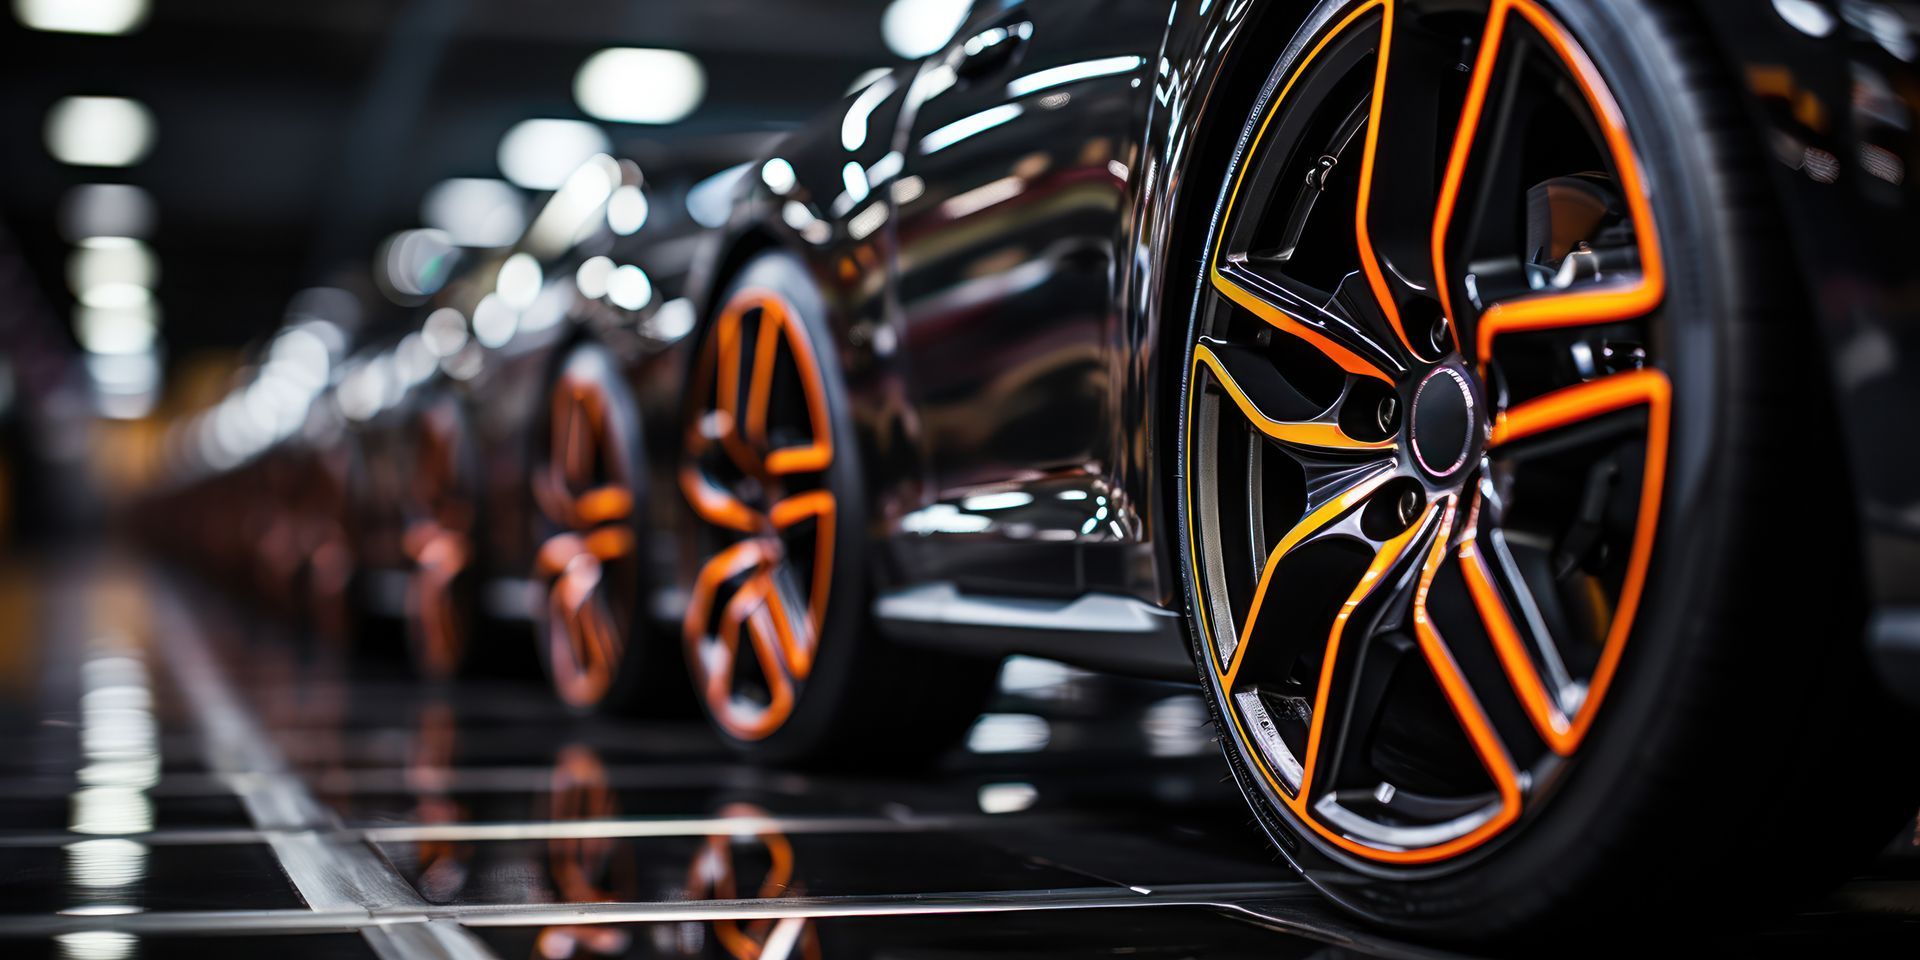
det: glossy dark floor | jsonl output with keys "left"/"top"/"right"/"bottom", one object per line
{"left": 1, "top": 552, "right": 1916, "bottom": 958}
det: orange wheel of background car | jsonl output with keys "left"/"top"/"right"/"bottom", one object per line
{"left": 1184, "top": 0, "right": 1672, "bottom": 868}
{"left": 533, "top": 744, "right": 642, "bottom": 960}
{"left": 544, "top": 744, "right": 633, "bottom": 903}
{"left": 403, "top": 398, "right": 477, "bottom": 678}
{"left": 680, "top": 289, "right": 837, "bottom": 742}
{"left": 682, "top": 801, "right": 821, "bottom": 960}
{"left": 533, "top": 349, "right": 642, "bottom": 710}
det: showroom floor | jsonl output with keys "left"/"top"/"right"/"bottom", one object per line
{"left": 0, "top": 552, "right": 1915, "bottom": 958}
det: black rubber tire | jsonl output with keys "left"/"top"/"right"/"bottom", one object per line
{"left": 688, "top": 250, "right": 998, "bottom": 769}
{"left": 1174, "top": 0, "right": 1918, "bottom": 941}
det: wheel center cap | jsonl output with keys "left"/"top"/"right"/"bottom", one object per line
{"left": 1411, "top": 367, "right": 1477, "bottom": 478}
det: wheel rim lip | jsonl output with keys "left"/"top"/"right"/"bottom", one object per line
{"left": 1184, "top": 0, "right": 1673, "bottom": 871}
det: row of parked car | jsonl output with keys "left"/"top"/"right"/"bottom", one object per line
{"left": 141, "top": 149, "right": 731, "bottom": 711}
{"left": 137, "top": 0, "right": 1920, "bottom": 938}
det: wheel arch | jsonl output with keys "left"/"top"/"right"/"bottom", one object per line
{"left": 1122, "top": 0, "right": 1363, "bottom": 610}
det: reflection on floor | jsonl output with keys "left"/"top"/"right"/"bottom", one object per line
{"left": 0, "top": 553, "right": 1914, "bottom": 958}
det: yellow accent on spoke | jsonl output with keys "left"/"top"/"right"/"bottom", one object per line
{"left": 1224, "top": 466, "right": 1396, "bottom": 686}
{"left": 1194, "top": 343, "right": 1396, "bottom": 452}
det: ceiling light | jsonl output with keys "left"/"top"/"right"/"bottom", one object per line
{"left": 497, "top": 119, "right": 610, "bottom": 191}
{"left": 45, "top": 97, "right": 154, "bottom": 167}
{"left": 421, "top": 178, "right": 525, "bottom": 248}
{"left": 14, "top": 0, "right": 147, "bottom": 35}
{"left": 881, "top": 0, "right": 971, "bottom": 59}
{"left": 574, "top": 48, "right": 706, "bottom": 124}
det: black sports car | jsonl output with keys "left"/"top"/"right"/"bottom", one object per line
{"left": 150, "top": 0, "right": 1920, "bottom": 941}
{"left": 662, "top": 0, "right": 1920, "bottom": 937}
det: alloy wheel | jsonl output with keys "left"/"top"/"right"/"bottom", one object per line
{"left": 403, "top": 402, "right": 476, "bottom": 677}
{"left": 1184, "top": 0, "right": 1670, "bottom": 866}
{"left": 534, "top": 364, "right": 641, "bottom": 708}
{"left": 681, "top": 289, "right": 838, "bottom": 741}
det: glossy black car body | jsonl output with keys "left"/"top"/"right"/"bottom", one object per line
{"left": 686, "top": 0, "right": 1920, "bottom": 698}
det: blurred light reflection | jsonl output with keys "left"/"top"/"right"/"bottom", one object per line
{"left": 15, "top": 0, "right": 148, "bottom": 35}
{"left": 55, "top": 931, "right": 137, "bottom": 960}
{"left": 686, "top": 162, "right": 751, "bottom": 228}
{"left": 59, "top": 184, "right": 155, "bottom": 241}
{"left": 966, "top": 713, "right": 1052, "bottom": 753}
{"left": 45, "top": 96, "right": 155, "bottom": 167}
{"left": 497, "top": 119, "right": 612, "bottom": 191}
{"left": 880, "top": 0, "right": 971, "bottom": 58}
{"left": 606, "top": 184, "right": 649, "bottom": 235}
{"left": 422, "top": 178, "right": 526, "bottom": 248}
{"left": 606, "top": 264, "right": 653, "bottom": 311}
{"left": 920, "top": 103, "right": 1022, "bottom": 154}
{"left": 496, "top": 253, "right": 544, "bottom": 309}
{"left": 574, "top": 48, "right": 706, "bottom": 124}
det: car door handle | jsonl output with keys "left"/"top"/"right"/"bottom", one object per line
{"left": 953, "top": 19, "right": 1032, "bottom": 80}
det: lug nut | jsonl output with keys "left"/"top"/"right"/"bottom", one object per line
{"left": 1374, "top": 395, "right": 1399, "bottom": 436}
{"left": 1429, "top": 314, "right": 1451, "bottom": 355}
{"left": 1602, "top": 340, "right": 1646, "bottom": 372}
{"left": 1395, "top": 488, "right": 1422, "bottom": 528}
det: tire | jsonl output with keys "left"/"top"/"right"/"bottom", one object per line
{"left": 679, "top": 250, "right": 996, "bottom": 767}
{"left": 529, "top": 339, "right": 662, "bottom": 712}
{"left": 1172, "top": 0, "right": 1917, "bottom": 940}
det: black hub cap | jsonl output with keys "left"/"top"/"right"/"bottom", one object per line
{"left": 1410, "top": 366, "right": 1477, "bottom": 479}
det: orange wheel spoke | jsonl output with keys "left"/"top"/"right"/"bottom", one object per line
{"left": 1458, "top": 536, "right": 1575, "bottom": 754}
{"left": 1211, "top": 263, "right": 1398, "bottom": 384}
{"left": 1490, "top": 368, "right": 1669, "bottom": 447}
{"left": 1398, "top": 499, "right": 1525, "bottom": 851}
{"left": 1486, "top": 368, "right": 1668, "bottom": 748}
{"left": 1294, "top": 502, "right": 1438, "bottom": 794}
{"left": 1225, "top": 465, "right": 1396, "bottom": 687}
{"left": 1432, "top": 0, "right": 1666, "bottom": 368}
{"left": 1352, "top": 0, "right": 1451, "bottom": 357}
{"left": 680, "top": 465, "right": 759, "bottom": 533}
{"left": 1194, "top": 340, "right": 1396, "bottom": 453}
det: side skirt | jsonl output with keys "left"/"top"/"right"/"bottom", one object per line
{"left": 874, "top": 582, "right": 1193, "bottom": 679}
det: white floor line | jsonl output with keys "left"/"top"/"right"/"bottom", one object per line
{"left": 0, "top": 810, "right": 1116, "bottom": 848}
{"left": 0, "top": 881, "right": 1312, "bottom": 934}
{"left": 146, "top": 575, "right": 500, "bottom": 959}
